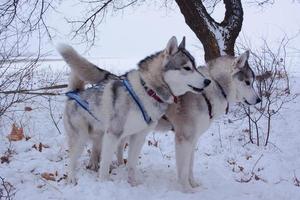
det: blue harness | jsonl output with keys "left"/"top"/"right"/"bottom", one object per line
{"left": 66, "top": 78, "right": 152, "bottom": 124}
{"left": 122, "top": 79, "right": 152, "bottom": 124}
{"left": 65, "top": 90, "right": 100, "bottom": 121}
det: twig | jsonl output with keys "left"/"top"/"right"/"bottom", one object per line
{"left": 0, "top": 84, "right": 68, "bottom": 96}
{"left": 1, "top": 91, "right": 63, "bottom": 96}
{"left": 0, "top": 176, "right": 16, "bottom": 200}
{"left": 236, "top": 154, "right": 263, "bottom": 183}
{"left": 217, "top": 123, "right": 223, "bottom": 148}
{"left": 48, "top": 97, "right": 63, "bottom": 135}
{"left": 152, "top": 133, "right": 165, "bottom": 159}
{"left": 38, "top": 176, "right": 63, "bottom": 194}
{"left": 0, "top": 84, "right": 68, "bottom": 93}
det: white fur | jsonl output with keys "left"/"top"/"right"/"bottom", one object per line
{"left": 165, "top": 53, "right": 260, "bottom": 192}
{"left": 118, "top": 53, "right": 261, "bottom": 192}
{"left": 58, "top": 36, "right": 210, "bottom": 186}
{"left": 61, "top": 43, "right": 260, "bottom": 191}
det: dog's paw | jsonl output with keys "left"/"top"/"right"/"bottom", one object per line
{"left": 110, "top": 161, "right": 120, "bottom": 169}
{"left": 87, "top": 161, "right": 99, "bottom": 172}
{"left": 127, "top": 177, "right": 141, "bottom": 187}
{"left": 99, "top": 173, "right": 112, "bottom": 182}
{"left": 189, "top": 177, "right": 201, "bottom": 188}
{"left": 66, "top": 175, "right": 78, "bottom": 185}
{"left": 181, "top": 184, "right": 200, "bottom": 193}
{"left": 116, "top": 159, "right": 125, "bottom": 166}
{"left": 127, "top": 168, "right": 141, "bottom": 186}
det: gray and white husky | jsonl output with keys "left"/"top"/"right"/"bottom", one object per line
{"left": 61, "top": 43, "right": 261, "bottom": 191}
{"left": 57, "top": 36, "right": 211, "bottom": 185}
{"left": 163, "top": 52, "right": 261, "bottom": 191}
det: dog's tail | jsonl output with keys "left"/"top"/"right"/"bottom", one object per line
{"left": 57, "top": 43, "right": 117, "bottom": 90}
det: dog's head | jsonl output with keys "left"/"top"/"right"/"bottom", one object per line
{"left": 138, "top": 36, "right": 210, "bottom": 103}
{"left": 161, "top": 36, "right": 211, "bottom": 97}
{"left": 231, "top": 51, "right": 261, "bottom": 105}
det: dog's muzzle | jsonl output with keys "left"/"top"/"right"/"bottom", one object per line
{"left": 188, "top": 79, "right": 211, "bottom": 93}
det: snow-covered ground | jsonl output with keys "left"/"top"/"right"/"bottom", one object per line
{"left": 1, "top": 59, "right": 300, "bottom": 200}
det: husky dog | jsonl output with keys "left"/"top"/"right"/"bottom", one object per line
{"left": 163, "top": 52, "right": 261, "bottom": 191}
{"left": 57, "top": 36, "right": 211, "bottom": 184}
{"left": 63, "top": 47, "right": 261, "bottom": 191}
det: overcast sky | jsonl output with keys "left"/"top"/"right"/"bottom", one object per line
{"left": 46, "top": 1, "right": 300, "bottom": 65}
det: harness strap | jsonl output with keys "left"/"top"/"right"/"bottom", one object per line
{"left": 65, "top": 90, "right": 100, "bottom": 121}
{"left": 202, "top": 80, "right": 229, "bottom": 119}
{"left": 202, "top": 93, "right": 213, "bottom": 119}
{"left": 66, "top": 78, "right": 153, "bottom": 124}
{"left": 215, "top": 80, "right": 229, "bottom": 114}
{"left": 122, "top": 78, "right": 152, "bottom": 124}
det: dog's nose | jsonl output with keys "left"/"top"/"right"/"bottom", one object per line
{"left": 204, "top": 79, "right": 211, "bottom": 87}
{"left": 256, "top": 98, "right": 261, "bottom": 104}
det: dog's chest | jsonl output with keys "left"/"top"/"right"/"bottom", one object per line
{"left": 122, "top": 109, "right": 156, "bottom": 136}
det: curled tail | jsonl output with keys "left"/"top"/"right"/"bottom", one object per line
{"left": 57, "top": 43, "right": 117, "bottom": 90}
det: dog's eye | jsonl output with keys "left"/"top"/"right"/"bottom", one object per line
{"left": 245, "top": 80, "right": 250, "bottom": 85}
{"left": 183, "top": 66, "right": 192, "bottom": 71}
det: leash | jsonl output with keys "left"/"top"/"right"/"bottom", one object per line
{"left": 122, "top": 78, "right": 152, "bottom": 124}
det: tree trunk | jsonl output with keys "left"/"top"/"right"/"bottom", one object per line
{"left": 175, "top": 0, "right": 244, "bottom": 61}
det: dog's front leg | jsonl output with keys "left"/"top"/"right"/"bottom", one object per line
{"left": 175, "top": 132, "right": 195, "bottom": 192}
{"left": 99, "top": 131, "right": 120, "bottom": 181}
{"left": 127, "top": 131, "right": 148, "bottom": 186}
{"left": 188, "top": 146, "right": 200, "bottom": 188}
{"left": 116, "top": 137, "right": 127, "bottom": 166}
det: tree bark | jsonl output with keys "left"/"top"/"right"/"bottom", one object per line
{"left": 175, "top": 0, "right": 243, "bottom": 61}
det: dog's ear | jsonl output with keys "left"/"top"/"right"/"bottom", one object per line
{"left": 233, "top": 50, "right": 249, "bottom": 70}
{"left": 165, "top": 36, "right": 178, "bottom": 55}
{"left": 178, "top": 36, "right": 186, "bottom": 49}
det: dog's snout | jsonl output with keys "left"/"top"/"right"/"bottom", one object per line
{"left": 256, "top": 97, "right": 261, "bottom": 104}
{"left": 204, "top": 79, "right": 211, "bottom": 87}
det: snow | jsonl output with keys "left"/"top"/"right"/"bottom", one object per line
{"left": 1, "top": 59, "right": 300, "bottom": 200}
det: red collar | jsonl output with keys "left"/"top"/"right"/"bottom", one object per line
{"left": 146, "top": 88, "right": 178, "bottom": 103}
{"left": 141, "top": 78, "right": 177, "bottom": 104}
{"left": 173, "top": 96, "right": 178, "bottom": 103}
{"left": 146, "top": 88, "right": 164, "bottom": 103}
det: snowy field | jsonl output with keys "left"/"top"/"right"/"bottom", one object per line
{"left": 1, "top": 59, "right": 300, "bottom": 200}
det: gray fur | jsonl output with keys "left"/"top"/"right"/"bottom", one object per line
{"left": 58, "top": 36, "right": 210, "bottom": 185}
{"left": 117, "top": 51, "right": 261, "bottom": 192}
{"left": 57, "top": 43, "right": 118, "bottom": 90}
{"left": 234, "top": 61, "right": 255, "bottom": 83}
{"left": 138, "top": 51, "right": 162, "bottom": 70}
{"left": 61, "top": 45, "right": 260, "bottom": 192}
{"left": 111, "top": 80, "right": 123, "bottom": 106}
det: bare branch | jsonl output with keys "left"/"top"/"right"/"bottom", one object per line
{"left": 67, "top": 0, "right": 142, "bottom": 45}
{"left": 237, "top": 36, "right": 297, "bottom": 146}
{"left": 0, "top": 176, "right": 16, "bottom": 200}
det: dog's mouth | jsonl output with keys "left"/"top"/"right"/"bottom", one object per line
{"left": 188, "top": 85, "right": 204, "bottom": 93}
